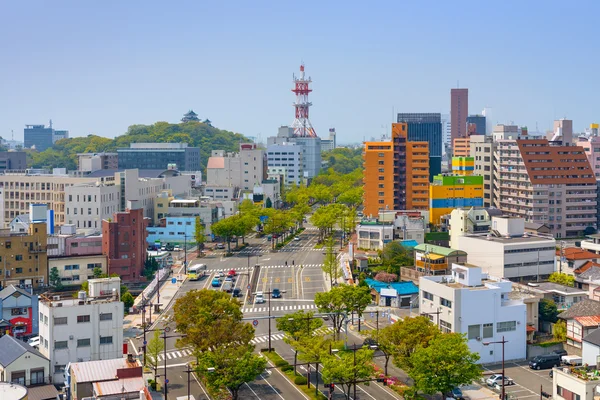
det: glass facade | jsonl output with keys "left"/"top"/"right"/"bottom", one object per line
{"left": 24, "top": 125, "right": 54, "bottom": 151}
{"left": 117, "top": 147, "right": 200, "bottom": 171}
{"left": 467, "top": 115, "right": 487, "bottom": 135}
{"left": 397, "top": 113, "right": 443, "bottom": 182}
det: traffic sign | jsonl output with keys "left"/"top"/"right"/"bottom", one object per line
{"left": 252, "top": 320, "right": 259, "bottom": 327}
{"left": 171, "top": 278, "right": 177, "bottom": 284}
{"left": 165, "top": 326, "right": 171, "bottom": 333}
{"left": 247, "top": 284, "right": 251, "bottom": 290}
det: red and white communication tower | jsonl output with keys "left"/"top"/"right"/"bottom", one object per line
{"left": 291, "top": 64, "right": 317, "bottom": 137}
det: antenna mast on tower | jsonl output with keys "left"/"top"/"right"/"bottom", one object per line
{"left": 291, "top": 64, "right": 317, "bottom": 137}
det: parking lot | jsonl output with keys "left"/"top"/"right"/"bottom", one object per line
{"left": 483, "top": 360, "right": 552, "bottom": 399}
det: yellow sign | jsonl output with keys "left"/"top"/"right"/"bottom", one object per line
{"left": 288, "top": 278, "right": 293, "bottom": 283}
{"left": 305, "top": 277, "right": 311, "bottom": 282}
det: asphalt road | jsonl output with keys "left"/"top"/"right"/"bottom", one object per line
{"left": 482, "top": 360, "right": 552, "bottom": 399}
{"left": 131, "top": 225, "right": 330, "bottom": 400}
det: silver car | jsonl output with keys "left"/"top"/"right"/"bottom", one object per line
{"left": 486, "top": 374, "right": 514, "bottom": 387}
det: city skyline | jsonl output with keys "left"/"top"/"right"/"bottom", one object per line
{"left": 1, "top": 1, "right": 600, "bottom": 143}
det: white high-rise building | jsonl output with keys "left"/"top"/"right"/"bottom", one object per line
{"left": 268, "top": 126, "right": 321, "bottom": 179}
{"left": 38, "top": 278, "right": 124, "bottom": 384}
{"left": 441, "top": 114, "right": 452, "bottom": 155}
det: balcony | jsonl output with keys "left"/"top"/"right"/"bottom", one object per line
{"left": 28, "top": 246, "right": 46, "bottom": 254}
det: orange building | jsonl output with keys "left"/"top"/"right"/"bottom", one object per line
{"left": 453, "top": 137, "right": 471, "bottom": 157}
{"left": 363, "top": 123, "right": 429, "bottom": 216}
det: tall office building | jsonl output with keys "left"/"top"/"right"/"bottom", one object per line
{"left": 117, "top": 143, "right": 200, "bottom": 171}
{"left": 441, "top": 114, "right": 452, "bottom": 155}
{"left": 451, "top": 88, "right": 469, "bottom": 144}
{"left": 493, "top": 136, "right": 596, "bottom": 238}
{"left": 397, "top": 113, "right": 442, "bottom": 180}
{"left": 363, "top": 123, "right": 429, "bottom": 216}
{"left": 470, "top": 135, "right": 494, "bottom": 207}
{"left": 268, "top": 126, "right": 321, "bottom": 179}
{"left": 466, "top": 115, "right": 486, "bottom": 135}
{"left": 24, "top": 122, "right": 69, "bottom": 152}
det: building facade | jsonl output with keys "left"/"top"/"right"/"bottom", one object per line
{"left": 266, "top": 143, "right": 304, "bottom": 186}
{"left": 77, "top": 153, "right": 118, "bottom": 172}
{"left": 363, "top": 123, "right": 429, "bottom": 216}
{"left": 321, "top": 128, "right": 337, "bottom": 152}
{"left": 0, "top": 152, "right": 27, "bottom": 172}
{"left": 419, "top": 264, "right": 527, "bottom": 364}
{"left": 65, "top": 183, "right": 120, "bottom": 231}
{"left": 0, "top": 222, "right": 48, "bottom": 290}
{"left": 450, "top": 88, "right": 468, "bottom": 145}
{"left": 452, "top": 137, "right": 471, "bottom": 158}
{"left": 0, "top": 334, "right": 50, "bottom": 387}
{"left": 414, "top": 244, "right": 468, "bottom": 275}
{"left": 102, "top": 205, "right": 147, "bottom": 281}
{"left": 117, "top": 143, "right": 200, "bottom": 171}
{"left": 48, "top": 255, "right": 107, "bottom": 287}
{"left": 466, "top": 115, "right": 486, "bottom": 135}
{"left": 493, "top": 137, "right": 597, "bottom": 238}
{"left": 429, "top": 174, "right": 484, "bottom": 225}
{"left": 397, "top": 113, "right": 442, "bottom": 180}
{"left": 0, "top": 285, "right": 39, "bottom": 338}
{"left": 24, "top": 124, "right": 69, "bottom": 152}
{"left": 38, "top": 278, "right": 124, "bottom": 384}
{"left": 451, "top": 156, "right": 475, "bottom": 176}
{"left": 470, "top": 135, "right": 494, "bottom": 207}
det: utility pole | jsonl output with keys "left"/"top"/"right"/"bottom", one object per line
{"left": 560, "top": 240, "right": 566, "bottom": 274}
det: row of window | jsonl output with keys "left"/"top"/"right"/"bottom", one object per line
{"left": 55, "top": 335, "right": 113, "bottom": 349}
{"left": 43, "top": 313, "right": 113, "bottom": 325}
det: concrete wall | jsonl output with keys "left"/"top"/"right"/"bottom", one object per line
{"left": 526, "top": 343, "right": 565, "bottom": 359}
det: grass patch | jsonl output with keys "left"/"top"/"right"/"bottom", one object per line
{"left": 314, "top": 242, "right": 324, "bottom": 249}
{"left": 261, "top": 350, "right": 327, "bottom": 400}
{"left": 535, "top": 340, "right": 564, "bottom": 347}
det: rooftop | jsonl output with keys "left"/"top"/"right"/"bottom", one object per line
{"left": 27, "top": 385, "right": 59, "bottom": 400}
{"left": 560, "top": 247, "right": 600, "bottom": 261}
{"left": 558, "top": 299, "right": 600, "bottom": 320}
{"left": 93, "top": 376, "right": 146, "bottom": 396}
{"left": 364, "top": 279, "right": 419, "bottom": 295}
{"left": 414, "top": 243, "right": 467, "bottom": 257}
{"left": 70, "top": 357, "right": 141, "bottom": 383}
{"left": 86, "top": 169, "right": 181, "bottom": 178}
{"left": 575, "top": 315, "right": 600, "bottom": 327}
{"left": 0, "top": 334, "right": 48, "bottom": 368}
{"left": 583, "top": 327, "right": 600, "bottom": 347}
{"left": 534, "top": 282, "right": 588, "bottom": 295}
{"left": 463, "top": 232, "right": 554, "bottom": 244}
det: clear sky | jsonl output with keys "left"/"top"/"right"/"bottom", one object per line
{"left": 1, "top": 1, "right": 599, "bottom": 144}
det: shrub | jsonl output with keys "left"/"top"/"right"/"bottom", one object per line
{"left": 275, "top": 359, "right": 289, "bottom": 368}
{"left": 281, "top": 365, "right": 294, "bottom": 372}
{"left": 294, "top": 376, "right": 308, "bottom": 385}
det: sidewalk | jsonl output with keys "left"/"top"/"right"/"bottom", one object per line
{"left": 123, "top": 260, "right": 188, "bottom": 338}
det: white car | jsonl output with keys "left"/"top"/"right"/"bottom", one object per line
{"left": 255, "top": 292, "right": 265, "bottom": 304}
{"left": 27, "top": 336, "right": 40, "bottom": 349}
{"left": 174, "top": 245, "right": 181, "bottom": 251}
{"left": 293, "top": 237, "right": 301, "bottom": 241}
{"left": 486, "top": 374, "right": 514, "bottom": 387}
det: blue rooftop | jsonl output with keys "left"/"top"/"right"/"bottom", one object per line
{"left": 364, "top": 278, "right": 419, "bottom": 295}
{"left": 400, "top": 240, "right": 419, "bottom": 249}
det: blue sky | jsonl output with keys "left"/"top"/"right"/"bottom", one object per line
{"left": 1, "top": 1, "right": 599, "bottom": 144}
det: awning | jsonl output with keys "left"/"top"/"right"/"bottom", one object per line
{"left": 425, "top": 254, "right": 445, "bottom": 261}
{"left": 526, "top": 326, "right": 536, "bottom": 333}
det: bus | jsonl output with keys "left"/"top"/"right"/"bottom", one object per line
{"left": 188, "top": 264, "right": 207, "bottom": 281}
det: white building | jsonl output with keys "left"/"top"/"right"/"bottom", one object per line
{"left": 321, "top": 128, "right": 337, "bottom": 153}
{"left": 65, "top": 183, "right": 120, "bottom": 231}
{"left": 448, "top": 207, "right": 500, "bottom": 248}
{"left": 38, "top": 278, "right": 124, "bottom": 384}
{"left": 552, "top": 366, "right": 600, "bottom": 400}
{"left": 419, "top": 264, "right": 527, "bottom": 364}
{"left": 456, "top": 216, "right": 556, "bottom": 280}
{"left": 268, "top": 126, "right": 320, "bottom": 179}
{"left": 267, "top": 142, "right": 304, "bottom": 185}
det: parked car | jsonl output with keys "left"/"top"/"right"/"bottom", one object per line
{"left": 553, "top": 349, "right": 568, "bottom": 357}
{"left": 486, "top": 374, "right": 514, "bottom": 387}
{"left": 233, "top": 288, "right": 242, "bottom": 297}
{"left": 215, "top": 272, "right": 223, "bottom": 279}
{"left": 293, "top": 237, "right": 301, "bottom": 241}
{"left": 445, "top": 387, "right": 463, "bottom": 399}
{"left": 272, "top": 288, "right": 281, "bottom": 298}
{"left": 174, "top": 245, "right": 181, "bottom": 251}
{"left": 363, "top": 337, "right": 377, "bottom": 347}
{"left": 228, "top": 269, "right": 237, "bottom": 277}
{"left": 222, "top": 280, "right": 233, "bottom": 293}
{"left": 255, "top": 292, "right": 265, "bottom": 304}
{"left": 225, "top": 276, "right": 233, "bottom": 283}
{"left": 529, "top": 354, "right": 561, "bottom": 370}
{"left": 216, "top": 243, "right": 225, "bottom": 249}
{"left": 211, "top": 278, "right": 221, "bottom": 287}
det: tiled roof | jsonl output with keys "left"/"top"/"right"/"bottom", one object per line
{"left": 575, "top": 260, "right": 598, "bottom": 275}
{"left": 0, "top": 334, "right": 48, "bottom": 368}
{"left": 93, "top": 377, "right": 146, "bottom": 396}
{"left": 0, "top": 284, "right": 33, "bottom": 300}
{"left": 27, "top": 385, "right": 59, "bottom": 400}
{"left": 558, "top": 299, "right": 600, "bottom": 320}
{"left": 575, "top": 315, "right": 600, "bottom": 327}
{"left": 560, "top": 248, "right": 600, "bottom": 261}
{"left": 70, "top": 358, "right": 141, "bottom": 383}
{"left": 577, "top": 266, "right": 600, "bottom": 282}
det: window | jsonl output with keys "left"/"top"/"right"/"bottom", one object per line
{"left": 54, "top": 317, "right": 67, "bottom": 325}
{"left": 55, "top": 341, "right": 68, "bottom": 349}
{"left": 440, "top": 298, "right": 452, "bottom": 308}
{"left": 15, "top": 255, "right": 23, "bottom": 261}
{"left": 497, "top": 321, "right": 516, "bottom": 332}
{"left": 440, "top": 320, "right": 452, "bottom": 333}
{"left": 483, "top": 323, "right": 493, "bottom": 338}
{"left": 55, "top": 365, "right": 66, "bottom": 374}
{"left": 100, "top": 313, "right": 112, "bottom": 321}
{"left": 77, "top": 338, "right": 91, "bottom": 347}
{"left": 65, "top": 264, "right": 80, "bottom": 270}
{"left": 423, "top": 291, "right": 433, "bottom": 301}
{"left": 100, "top": 336, "right": 113, "bottom": 345}
{"left": 11, "top": 371, "right": 25, "bottom": 385}
{"left": 468, "top": 325, "right": 480, "bottom": 340}
{"left": 77, "top": 315, "right": 91, "bottom": 323}
{"left": 30, "top": 368, "right": 44, "bottom": 385}
{"left": 16, "top": 268, "right": 22, "bottom": 274}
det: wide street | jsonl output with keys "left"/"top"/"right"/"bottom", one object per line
{"left": 130, "top": 224, "right": 341, "bottom": 400}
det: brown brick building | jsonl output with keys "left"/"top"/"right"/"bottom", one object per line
{"left": 102, "top": 204, "right": 147, "bottom": 282}
{"left": 0, "top": 222, "right": 48, "bottom": 289}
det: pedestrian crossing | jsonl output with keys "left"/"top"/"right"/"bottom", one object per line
{"left": 207, "top": 264, "right": 323, "bottom": 273}
{"left": 151, "top": 347, "right": 194, "bottom": 362}
{"left": 250, "top": 327, "right": 332, "bottom": 345}
{"left": 242, "top": 303, "right": 317, "bottom": 313}
{"left": 236, "top": 248, "right": 323, "bottom": 255}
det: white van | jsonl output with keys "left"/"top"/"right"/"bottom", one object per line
{"left": 255, "top": 292, "right": 265, "bottom": 304}
{"left": 27, "top": 336, "right": 40, "bottom": 349}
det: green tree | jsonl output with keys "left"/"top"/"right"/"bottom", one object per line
{"left": 49, "top": 267, "right": 62, "bottom": 290}
{"left": 265, "top": 197, "right": 272, "bottom": 208}
{"left": 197, "top": 344, "right": 267, "bottom": 400}
{"left": 346, "top": 285, "right": 372, "bottom": 332}
{"left": 194, "top": 216, "right": 206, "bottom": 249}
{"left": 321, "top": 347, "right": 376, "bottom": 399}
{"left": 314, "top": 287, "right": 349, "bottom": 341}
{"left": 172, "top": 289, "right": 253, "bottom": 353}
{"left": 146, "top": 330, "right": 164, "bottom": 370}
{"left": 122, "top": 292, "right": 134, "bottom": 311}
{"left": 321, "top": 237, "right": 340, "bottom": 287}
{"left": 276, "top": 310, "right": 324, "bottom": 374}
{"left": 553, "top": 320, "right": 567, "bottom": 341}
{"left": 539, "top": 298, "right": 559, "bottom": 323}
{"left": 381, "top": 241, "right": 414, "bottom": 274}
{"left": 92, "top": 267, "right": 103, "bottom": 278}
{"left": 389, "top": 316, "right": 440, "bottom": 371}
{"left": 408, "top": 333, "right": 481, "bottom": 396}
{"left": 548, "top": 272, "right": 575, "bottom": 287}
{"left": 211, "top": 216, "right": 244, "bottom": 253}
{"left": 367, "top": 325, "right": 395, "bottom": 376}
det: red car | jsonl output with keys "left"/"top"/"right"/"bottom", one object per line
{"left": 228, "top": 269, "right": 237, "bottom": 277}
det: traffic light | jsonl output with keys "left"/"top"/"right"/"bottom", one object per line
{"left": 329, "top": 383, "right": 335, "bottom": 391}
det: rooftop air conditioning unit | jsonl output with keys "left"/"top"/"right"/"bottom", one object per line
{"left": 56, "top": 303, "right": 63, "bottom": 307}
{"left": 52, "top": 296, "right": 60, "bottom": 301}
{"left": 69, "top": 335, "right": 74, "bottom": 340}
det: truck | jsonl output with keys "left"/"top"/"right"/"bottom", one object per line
{"left": 562, "top": 355, "right": 583, "bottom": 366}
{"left": 222, "top": 280, "right": 233, "bottom": 293}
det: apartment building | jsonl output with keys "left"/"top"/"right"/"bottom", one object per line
{"left": 102, "top": 204, "right": 147, "bottom": 281}
{"left": 397, "top": 113, "right": 442, "bottom": 179}
{"left": 77, "top": 153, "right": 118, "bottom": 172}
{"left": 0, "top": 285, "right": 39, "bottom": 338}
{"left": 65, "top": 183, "right": 120, "bottom": 231}
{"left": 266, "top": 143, "right": 304, "bottom": 186}
{"left": 577, "top": 135, "right": 600, "bottom": 179}
{"left": 0, "top": 222, "right": 48, "bottom": 290}
{"left": 448, "top": 207, "right": 501, "bottom": 248}
{"left": 363, "top": 123, "right": 429, "bottom": 216}
{"left": 38, "top": 278, "right": 124, "bottom": 384}
{"left": 456, "top": 216, "right": 556, "bottom": 280}
{"left": 206, "top": 143, "right": 267, "bottom": 194}
{"left": 419, "top": 263, "right": 526, "bottom": 364}
{"left": 453, "top": 137, "right": 471, "bottom": 158}
{"left": 451, "top": 156, "right": 475, "bottom": 176}
{"left": 429, "top": 174, "right": 483, "bottom": 224}
{"left": 492, "top": 136, "right": 597, "bottom": 238}
{"left": 470, "top": 135, "right": 494, "bottom": 207}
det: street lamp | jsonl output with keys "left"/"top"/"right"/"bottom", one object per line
{"left": 483, "top": 336, "right": 508, "bottom": 400}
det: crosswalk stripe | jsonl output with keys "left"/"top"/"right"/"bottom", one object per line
{"left": 175, "top": 351, "right": 182, "bottom": 357}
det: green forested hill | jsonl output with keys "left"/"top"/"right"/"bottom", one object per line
{"left": 29, "top": 120, "right": 249, "bottom": 171}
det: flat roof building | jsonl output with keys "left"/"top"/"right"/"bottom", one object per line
{"left": 117, "top": 143, "right": 200, "bottom": 171}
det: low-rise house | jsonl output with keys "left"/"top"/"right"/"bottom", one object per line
{"left": 552, "top": 366, "right": 600, "bottom": 400}
{"left": 419, "top": 263, "right": 527, "bottom": 364}
{"left": 558, "top": 299, "right": 600, "bottom": 350}
{"left": 582, "top": 328, "right": 600, "bottom": 366}
{"left": 558, "top": 248, "right": 600, "bottom": 275}
{"left": 531, "top": 282, "right": 588, "bottom": 311}
{"left": 0, "top": 285, "right": 39, "bottom": 338}
{"left": 364, "top": 279, "right": 419, "bottom": 308}
{"left": 574, "top": 262, "right": 600, "bottom": 291}
{"left": 0, "top": 334, "right": 50, "bottom": 386}
{"left": 581, "top": 233, "right": 600, "bottom": 255}
{"left": 66, "top": 355, "right": 150, "bottom": 400}
{"left": 414, "top": 244, "right": 467, "bottom": 276}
